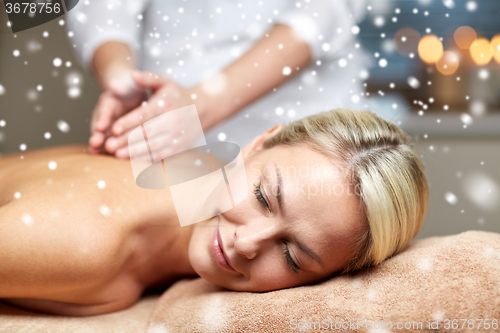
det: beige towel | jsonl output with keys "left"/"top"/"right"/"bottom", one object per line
{"left": 148, "top": 230, "right": 500, "bottom": 333}
{"left": 0, "top": 295, "right": 158, "bottom": 333}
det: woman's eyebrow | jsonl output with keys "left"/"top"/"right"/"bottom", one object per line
{"left": 274, "top": 163, "right": 284, "bottom": 214}
{"left": 274, "top": 163, "right": 323, "bottom": 268}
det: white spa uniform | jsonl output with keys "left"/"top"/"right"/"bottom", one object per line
{"left": 68, "top": 0, "right": 368, "bottom": 147}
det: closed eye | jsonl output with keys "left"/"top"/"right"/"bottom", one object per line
{"left": 284, "top": 243, "right": 299, "bottom": 273}
{"left": 253, "top": 182, "right": 270, "bottom": 212}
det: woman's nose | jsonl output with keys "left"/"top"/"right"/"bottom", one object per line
{"left": 233, "top": 220, "right": 278, "bottom": 260}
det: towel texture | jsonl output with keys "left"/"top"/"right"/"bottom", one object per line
{"left": 0, "top": 295, "right": 158, "bottom": 333}
{"left": 148, "top": 230, "right": 500, "bottom": 333}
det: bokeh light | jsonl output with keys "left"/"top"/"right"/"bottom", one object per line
{"left": 490, "top": 34, "right": 500, "bottom": 64}
{"left": 453, "top": 26, "right": 477, "bottom": 50}
{"left": 436, "top": 51, "right": 459, "bottom": 75}
{"left": 418, "top": 35, "right": 443, "bottom": 64}
{"left": 394, "top": 27, "right": 421, "bottom": 57}
{"left": 469, "top": 38, "right": 493, "bottom": 65}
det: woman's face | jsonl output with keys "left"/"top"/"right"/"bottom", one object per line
{"left": 188, "top": 126, "right": 367, "bottom": 292}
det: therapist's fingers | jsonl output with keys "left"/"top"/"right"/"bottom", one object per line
{"left": 104, "top": 127, "right": 137, "bottom": 153}
{"left": 115, "top": 143, "right": 151, "bottom": 160}
{"left": 111, "top": 106, "right": 146, "bottom": 137}
{"left": 95, "top": 94, "right": 123, "bottom": 133}
{"left": 89, "top": 131, "right": 105, "bottom": 149}
{"left": 132, "top": 71, "right": 170, "bottom": 90}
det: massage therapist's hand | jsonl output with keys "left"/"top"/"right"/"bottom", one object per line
{"left": 104, "top": 71, "right": 204, "bottom": 160}
{"left": 88, "top": 72, "right": 146, "bottom": 155}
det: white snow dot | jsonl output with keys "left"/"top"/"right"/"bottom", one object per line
{"left": 37, "top": 85, "right": 43, "bottom": 91}
{"left": 351, "top": 25, "right": 360, "bottom": 34}
{"left": 43, "top": 31, "right": 49, "bottom": 38}
{"left": 14, "top": 192, "right": 21, "bottom": 199}
{"left": 445, "top": 192, "right": 458, "bottom": 205}
{"left": 466, "top": 1, "right": 477, "bottom": 11}
{"left": 53, "top": 58, "right": 62, "bottom": 67}
{"left": 444, "top": 0, "right": 455, "bottom": 8}
{"left": 44, "top": 132, "right": 51, "bottom": 139}
{"left": 22, "top": 214, "right": 34, "bottom": 225}
{"left": 59, "top": 19, "right": 65, "bottom": 26}
{"left": 287, "top": 109, "right": 296, "bottom": 118}
{"left": 443, "top": 105, "right": 449, "bottom": 110}
{"left": 470, "top": 100, "right": 486, "bottom": 116}
{"left": 378, "top": 58, "right": 388, "bottom": 67}
{"left": 191, "top": 93, "right": 197, "bottom": 100}
{"left": 0, "top": 120, "right": 5, "bottom": 127}
{"left": 97, "top": 180, "right": 106, "bottom": 189}
{"left": 338, "top": 58, "right": 347, "bottom": 68}
{"left": 478, "top": 69, "right": 489, "bottom": 80}
{"left": 321, "top": 43, "right": 331, "bottom": 52}
{"left": 359, "top": 70, "right": 369, "bottom": 80}
{"left": 217, "top": 132, "right": 227, "bottom": 141}
{"left": 373, "top": 16, "right": 385, "bottom": 27}
{"left": 282, "top": 66, "right": 291, "bottom": 75}
{"left": 68, "top": 87, "right": 81, "bottom": 98}
{"left": 463, "top": 173, "right": 499, "bottom": 211}
{"left": 275, "top": 107, "right": 284, "bottom": 116}
{"left": 0, "top": 85, "right": 5, "bottom": 95}
{"left": 48, "top": 161, "right": 57, "bottom": 170}
{"left": 351, "top": 95, "right": 360, "bottom": 104}
{"left": 13, "top": 50, "right": 20, "bottom": 57}
{"left": 178, "top": 7, "right": 184, "bottom": 13}
{"left": 20, "top": 144, "right": 27, "bottom": 151}
{"left": 65, "top": 61, "right": 72, "bottom": 68}
{"left": 407, "top": 76, "right": 420, "bottom": 89}
{"left": 195, "top": 159, "right": 202, "bottom": 166}
{"left": 417, "top": 257, "right": 433, "bottom": 271}
{"left": 57, "top": 120, "right": 70, "bottom": 133}
{"left": 158, "top": 100, "right": 164, "bottom": 107}
{"left": 99, "top": 205, "right": 111, "bottom": 217}
{"left": 460, "top": 113, "right": 473, "bottom": 125}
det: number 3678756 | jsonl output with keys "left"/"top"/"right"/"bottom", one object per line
{"left": 5, "top": 2, "right": 61, "bottom": 14}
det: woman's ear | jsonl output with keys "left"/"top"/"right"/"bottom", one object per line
{"left": 242, "top": 124, "right": 283, "bottom": 159}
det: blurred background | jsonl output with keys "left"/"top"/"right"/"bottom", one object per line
{"left": 1, "top": 0, "right": 499, "bottom": 239}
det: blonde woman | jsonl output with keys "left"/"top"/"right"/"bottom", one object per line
{"left": 0, "top": 109, "right": 428, "bottom": 316}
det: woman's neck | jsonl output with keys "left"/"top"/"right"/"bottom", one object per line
{"left": 130, "top": 220, "right": 198, "bottom": 290}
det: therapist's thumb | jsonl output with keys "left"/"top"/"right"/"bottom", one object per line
{"left": 132, "top": 71, "right": 169, "bottom": 90}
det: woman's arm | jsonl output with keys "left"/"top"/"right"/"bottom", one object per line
{"left": 92, "top": 41, "right": 137, "bottom": 91}
{"left": 194, "top": 23, "right": 312, "bottom": 131}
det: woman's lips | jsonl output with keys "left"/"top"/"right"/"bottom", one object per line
{"left": 211, "top": 220, "right": 236, "bottom": 272}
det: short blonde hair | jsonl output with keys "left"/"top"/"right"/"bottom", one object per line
{"left": 263, "top": 108, "right": 429, "bottom": 273}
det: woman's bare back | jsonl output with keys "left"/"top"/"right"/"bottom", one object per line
{"left": 0, "top": 145, "right": 196, "bottom": 315}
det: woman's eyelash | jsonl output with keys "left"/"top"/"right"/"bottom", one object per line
{"left": 254, "top": 182, "right": 297, "bottom": 273}
{"left": 284, "top": 244, "right": 299, "bottom": 273}
{"left": 253, "top": 182, "right": 270, "bottom": 212}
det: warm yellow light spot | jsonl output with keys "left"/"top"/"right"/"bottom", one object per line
{"left": 418, "top": 35, "right": 443, "bottom": 64}
{"left": 394, "top": 27, "right": 421, "bottom": 56}
{"left": 469, "top": 38, "right": 493, "bottom": 65}
{"left": 491, "top": 34, "right": 500, "bottom": 64}
{"left": 453, "top": 26, "right": 477, "bottom": 49}
{"left": 436, "top": 51, "right": 459, "bottom": 75}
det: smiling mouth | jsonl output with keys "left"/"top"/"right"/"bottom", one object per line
{"left": 211, "top": 216, "right": 236, "bottom": 271}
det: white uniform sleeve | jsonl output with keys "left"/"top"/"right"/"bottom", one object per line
{"left": 66, "top": 0, "right": 150, "bottom": 74}
{"left": 273, "top": 0, "right": 367, "bottom": 61}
